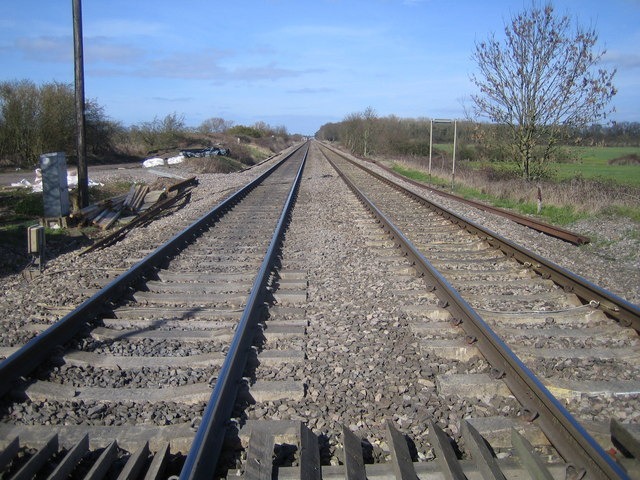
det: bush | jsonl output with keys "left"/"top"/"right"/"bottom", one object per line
{"left": 227, "top": 125, "right": 263, "bottom": 138}
{"left": 609, "top": 154, "right": 640, "bottom": 165}
{"left": 130, "top": 112, "right": 187, "bottom": 151}
{"left": 394, "top": 140, "right": 431, "bottom": 157}
{"left": 458, "top": 144, "right": 477, "bottom": 161}
{"left": 0, "top": 80, "right": 117, "bottom": 167}
{"left": 227, "top": 143, "right": 256, "bottom": 166}
{"left": 184, "top": 156, "right": 244, "bottom": 173}
{"left": 0, "top": 191, "right": 43, "bottom": 222}
{"left": 548, "top": 146, "right": 579, "bottom": 164}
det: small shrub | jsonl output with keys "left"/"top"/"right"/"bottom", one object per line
{"left": 14, "top": 193, "right": 43, "bottom": 216}
{"left": 228, "top": 143, "right": 257, "bottom": 165}
{"left": 549, "top": 147, "right": 579, "bottom": 164}
{"left": 478, "top": 163, "right": 520, "bottom": 181}
{"left": 227, "top": 126, "right": 263, "bottom": 138}
{"left": 184, "top": 156, "right": 244, "bottom": 174}
{"left": 609, "top": 154, "right": 640, "bottom": 165}
{"left": 458, "top": 144, "right": 477, "bottom": 161}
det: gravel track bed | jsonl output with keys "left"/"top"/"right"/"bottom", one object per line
{"left": 1, "top": 143, "right": 638, "bottom": 463}
{"left": 471, "top": 297, "right": 569, "bottom": 311}
{"left": 567, "top": 396, "right": 640, "bottom": 423}
{"left": 357, "top": 151, "right": 640, "bottom": 305}
{"left": 534, "top": 358, "right": 640, "bottom": 382}
{"left": 0, "top": 330, "right": 37, "bottom": 347}
{"left": 460, "top": 283, "right": 553, "bottom": 295}
{"left": 46, "top": 365, "right": 214, "bottom": 389}
{"left": 504, "top": 334, "right": 635, "bottom": 349}
{"left": 1, "top": 148, "right": 305, "bottom": 435}
{"left": 242, "top": 146, "right": 525, "bottom": 463}
{"left": 5, "top": 399, "right": 206, "bottom": 427}
{"left": 0, "top": 157, "right": 285, "bottom": 347}
{"left": 76, "top": 338, "right": 229, "bottom": 357}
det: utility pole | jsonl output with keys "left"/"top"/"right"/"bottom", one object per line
{"left": 73, "top": 0, "right": 88, "bottom": 208}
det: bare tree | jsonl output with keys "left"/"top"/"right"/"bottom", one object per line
{"left": 362, "top": 106, "right": 377, "bottom": 157}
{"left": 198, "top": 117, "right": 233, "bottom": 134}
{"left": 470, "top": 2, "right": 616, "bottom": 180}
{"left": 340, "top": 107, "right": 378, "bottom": 157}
{"left": 136, "top": 112, "right": 186, "bottom": 149}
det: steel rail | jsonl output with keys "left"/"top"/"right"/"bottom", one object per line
{"left": 0, "top": 142, "right": 308, "bottom": 399}
{"left": 320, "top": 142, "right": 590, "bottom": 245}
{"left": 324, "top": 152, "right": 629, "bottom": 480}
{"left": 178, "top": 143, "right": 309, "bottom": 480}
{"left": 318, "top": 143, "right": 640, "bottom": 331}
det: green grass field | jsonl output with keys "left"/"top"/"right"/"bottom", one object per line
{"left": 552, "top": 146, "right": 640, "bottom": 187}
{"left": 438, "top": 144, "right": 640, "bottom": 187}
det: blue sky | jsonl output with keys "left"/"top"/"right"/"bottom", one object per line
{"left": 1, "top": 0, "right": 639, "bottom": 135}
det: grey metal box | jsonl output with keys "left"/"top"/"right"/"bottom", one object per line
{"left": 40, "top": 152, "right": 70, "bottom": 218}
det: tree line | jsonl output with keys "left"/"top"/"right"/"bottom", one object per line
{"left": 315, "top": 110, "right": 639, "bottom": 160}
{"left": 0, "top": 79, "right": 290, "bottom": 168}
{"left": 0, "top": 80, "right": 116, "bottom": 167}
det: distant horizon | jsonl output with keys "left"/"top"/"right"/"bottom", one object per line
{"left": 2, "top": 0, "right": 638, "bottom": 135}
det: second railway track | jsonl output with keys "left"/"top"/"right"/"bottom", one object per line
{"left": 0, "top": 140, "right": 638, "bottom": 479}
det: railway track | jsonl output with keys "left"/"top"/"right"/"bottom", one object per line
{"left": 0, "top": 140, "right": 638, "bottom": 479}
{"left": 0, "top": 143, "right": 308, "bottom": 478}
{"left": 347, "top": 154, "right": 591, "bottom": 245}
{"left": 315, "top": 142, "right": 640, "bottom": 477}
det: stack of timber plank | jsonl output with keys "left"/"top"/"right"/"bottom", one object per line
{"left": 122, "top": 184, "right": 150, "bottom": 213}
{"left": 79, "top": 176, "right": 198, "bottom": 255}
{"left": 71, "top": 184, "right": 163, "bottom": 230}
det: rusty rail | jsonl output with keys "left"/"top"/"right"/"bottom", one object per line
{"left": 321, "top": 142, "right": 590, "bottom": 245}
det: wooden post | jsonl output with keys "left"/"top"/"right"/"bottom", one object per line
{"left": 537, "top": 186, "right": 543, "bottom": 214}
{"left": 428, "top": 119, "right": 433, "bottom": 180}
{"left": 451, "top": 120, "right": 457, "bottom": 190}
{"left": 73, "top": 0, "right": 89, "bottom": 208}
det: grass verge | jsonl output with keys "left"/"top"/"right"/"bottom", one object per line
{"left": 391, "top": 164, "right": 592, "bottom": 225}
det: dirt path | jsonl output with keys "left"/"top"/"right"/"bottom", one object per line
{"left": 0, "top": 163, "right": 143, "bottom": 187}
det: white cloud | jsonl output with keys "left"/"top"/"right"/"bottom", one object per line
{"left": 88, "top": 48, "right": 320, "bottom": 83}
{"left": 601, "top": 50, "right": 640, "bottom": 70}
{"left": 14, "top": 36, "right": 71, "bottom": 62}
{"left": 88, "top": 38, "right": 145, "bottom": 64}
{"left": 13, "top": 35, "right": 145, "bottom": 65}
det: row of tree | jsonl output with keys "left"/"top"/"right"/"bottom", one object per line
{"left": 0, "top": 80, "right": 116, "bottom": 166}
{"left": 316, "top": 110, "right": 638, "bottom": 157}
{"left": 317, "top": 111, "right": 474, "bottom": 158}
{"left": 0, "top": 79, "right": 290, "bottom": 167}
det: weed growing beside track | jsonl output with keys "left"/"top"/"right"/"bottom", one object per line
{"left": 389, "top": 160, "right": 640, "bottom": 224}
